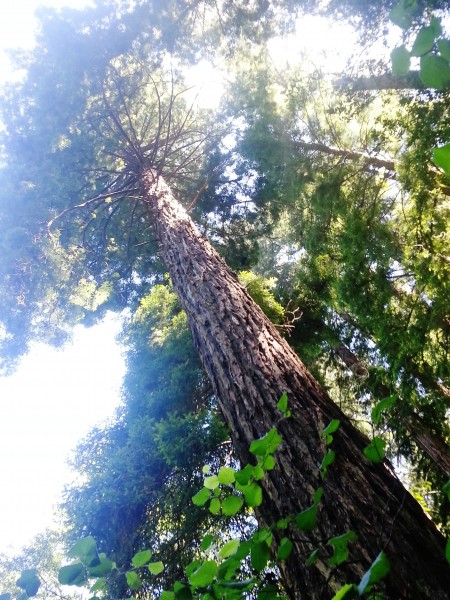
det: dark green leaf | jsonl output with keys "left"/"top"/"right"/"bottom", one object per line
{"left": 16, "top": 570, "right": 40, "bottom": 597}
{"left": 149, "top": 561, "right": 164, "bottom": 575}
{"left": 391, "top": 46, "right": 411, "bottom": 76}
{"left": 250, "top": 428, "right": 282, "bottom": 456}
{"left": 58, "top": 563, "right": 86, "bottom": 587}
{"left": 327, "top": 531, "right": 357, "bottom": 566}
{"left": 371, "top": 394, "right": 396, "bottom": 425}
{"left": 331, "top": 584, "right": 358, "bottom": 599}
{"left": 132, "top": 549, "right": 152, "bottom": 567}
{"left": 443, "top": 479, "right": 450, "bottom": 501}
{"left": 433, "top": 144, "right": 450, "bottom": 174}
{"left": 277, "top": 537, "right": 293, "bottom": 560}
{"left": 188, "top": 561, "right": 218, "bottom": 587}
{"left": 217, "top": 467, "right": 235, "bottom": 485}
{"left": 160, "top": 592, "right": 175, "bottom": 600}
{"left": 200, "top": 534, "right": 215, "bottom": 551}
{"left": 235, "top": 464, "right": 255, "bottom": 485}
{"left": 88, "top": 555, "right": 115, "bottom": 577}
{"left": 357, "top": 552, "right": 390, "bottom": 595}
{"left": 438, "top": 39, "right": 450, "bottom": 62}
{"left": 257, "top": 583, "right": 281, "bottom": 598}
{"left": 411, "top": 27, "right": 436, "bottom": 57}
{"left": 313, "top": 487, "right": 324, "bottom": 505}
{"left": 295, "top": 505, "right": 318, "bottom": 531}
{"left": 219, "top": 539, "right": 240, "bottom": 559}
{"left": 222, "top": 495, "right": 244, "bottom": 516}
{"left": 126, "top": 571, "right": 141, "bottom": 591}
{"left": 446, "top": 538, "right": 450, "bottom": 565}
{"left": 237, "top": 482, "right": 263, "bottom": 507}
{"left": 251, "top": 542, "right": 270, "bottom": 572}
{"left": 306, "top": 549, "right": 319, "bottom": 566}
{"left": 430, "top": 16, "right": 442, "bottom": 37}
{"left": 420, "top": 54, "right": 450, "bottom": 89}
{"left": 363, "top": 437, "right": 386, "bottom": 463}
{"left": 192, "top": 487, "right": 211, "bottom": 506}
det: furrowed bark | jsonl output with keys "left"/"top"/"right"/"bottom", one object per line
{"left": 143, "top": 170, "right": 449, "bottom": 599}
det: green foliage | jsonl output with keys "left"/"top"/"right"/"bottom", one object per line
{"left": 363, "top": 437, "right": 386, "bottom": 464}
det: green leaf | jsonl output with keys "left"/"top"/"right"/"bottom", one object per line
{"left": 438, "top": 39, "right": 450, "bottom": 62}
{"left": 389, "top": 0, "right": 417, "bottom": 29}
{"left": 430, "top": 16, "right": 442, "bottom": 37}
{"left": 132, "top": 549, "right": 152, "bottom": 567}
{"left": 433, "top": 144, "right": 450, "bottom": 174}
{"left": 192, "top": 487, "right": 211, "bottom": 506}
{"left": 126, "top": 570, "right": 142, "bottom": 591}
{"left": 331, "top": 583, "right": 358, "bottom": 599}
{"left": 90, "top": 578, "right": 107, "bottom": 593}
{"left": 237, "top": 482, "right": 263, "bottom": 507}
{"left": 68, "top": 536, "right": 99, "bottom": 566}
{"left": 357, "top": 552, "right": 390, "bottom": 595}
{"left": 420, "top": 54, "right": 450, "bottom": 89}
{"left": 58, "top": 563, "right": 86, "bottom": 587}
{"left": 322, "top": 419, "right": 340, "bottom": 436}
{"left": 250, "top": 428, "right": 282, "bottom": 456}
{"left": 321, "top": 449, "right": 335, "bottom": 476}
{"left": 411, "top": 26, "right": 436, "bottom": 57}
{"left": 88, "top": 555, "right": 115, "bottom": 577}
{"left": 313, "top": 487, "right": 324, "bottom": 505}
{"left": 295, "top": 505, "right": 318, "bottom": 531}
{"left": 222, "top": 495, "right": 244, "bottom": 516}
{"left": 188, "top": 561, "right": 218, "bottom": 587}
{"left": 257, "top": 583, "right": 280, "bottom": 598}
{"left": 160, "top": 592, "right": 175, "bottom": 600}
{"left": 235, "top": 464, "right": 255, "bottom": 485}
{"left": 200, "top": 534, "right": 215, "bottom": 551}
{"left": 219, "top": 539, "right": 240, "bottom": 559}
{"left": 204, "top": 475, "right": 220, "bottom": 490}
{"left": 263, "top": 455, "right": 276, "bottom": 470}
{"left": 371, "top": 394, "right": 396, "bottom": 425}
{"left": 251, "top": 542, "right": 270, "bottom": 572}
{"left": 446, "top": 538, "right": 450, "bottom": 565}
{"left": 277, "top": 537, "right": 293, "bottom": 560}
{"left": 209, "top": 498, "right": 221, "bottom": 514}
{"left": 16, "top": 570, "right": 40, "bottom": 597}
{"left": 217, "top": 467, "right": 235, "bottom": 485}
{"left": 202, "top": 464, "right": 210, "bottom": 474}
{"left": 327, "top": 531, "right": 357, "bottom": 566}
{"left": 363, "top": 437, "right": 386, "bottom": 464}
{"left": 306, "top": 549, "right": 319, "bottom": 566}
{"left": 276, "top": 392, "right": 290, "bottom": 416}
{"left": 253, "top": 464, "right": 265, "bottom": 480}
{"left": 149, "top": 562, "right": 164, "bottom": 575}
{"left": 443, "top": 479, "right": 450, "bottom": 501}
{"left": 391, "top": 46, "right": 411, "bottom": 76}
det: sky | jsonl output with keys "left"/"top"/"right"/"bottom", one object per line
{"left": 0, "top": 0, "right": 365, "bottom": 557}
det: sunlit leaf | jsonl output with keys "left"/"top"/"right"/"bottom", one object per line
{"left": 222, "top": 495, "right": 244, "bottom": 516}
{"left": 357, "top": 552, "right": 390, "bottom": 595}
{"left": 331, "top": 583, "right": 358, "bottom": 599}
{"left": 217, "top": 467, "right": 235, "bottom": 485}
{"left": 192, "top": 487, "right": 211, "bottom": 506}
{"left": 188, "top": 561, "right": 218, "bottom": 587}
{"left": 200, "top": 534, "right": 215, "bottom": 551}
{"left": 209, "top": 498, "right": 221, "bottom": 514}
{"left": 363, "top": 437, "right": 386, "bottom": 463}
{"left": 219, "top": 539, "right": 240, "bottom": 559}
{"left": 371, "top": 394, "right": 396, "bottom": 425}
{"left": 132, "top": 549, "right": 152, "bottom": 567}
{"left": 126, "top": 570, "right": 141, "bottom": 590}
{"left": 433, "top": 144, "right": 450, "bottom": 174}
{"left": 420, "top": 54, "right": 450, "bottom": 89}
{"left": 149, "top": 561, "right": 164, "bottom": 575}
{"left": 391, "top": 46, "right": 410, "bottom": 76}
{"left": 250, "top": 428, "right": 282, "bottom": 456}
{"left": 204, "top": 475, "right": 220, "bottom": 490}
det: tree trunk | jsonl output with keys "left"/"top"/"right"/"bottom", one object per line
{"left": 143, "top": 171, "right": 449, "bottom": 599}
{"left": 333, "top": 342, "right": 450, "bottom": 478}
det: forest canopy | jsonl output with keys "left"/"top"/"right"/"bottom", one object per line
{"left": 0, "top": 1, "right": 449, "bottom": 599}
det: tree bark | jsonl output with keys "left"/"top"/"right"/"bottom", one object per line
{"left": 333, "top": 342, "right": 450, "bottom": 478}
{"left": 143, "top": 171, "right": 449, "bottom": 599}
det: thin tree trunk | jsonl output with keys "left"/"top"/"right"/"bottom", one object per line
{"left": 143, "top": 171, "right": 449, "bottom": 599}
{"left": 333, "top": 342, "right": 450, "bottom": 477}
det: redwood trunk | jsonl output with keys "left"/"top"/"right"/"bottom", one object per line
{"left": 333, "top": 342, "right": 450, "bottom": 477}
{"left": 143, "top": 171, "right": 449, "bottom": 599}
